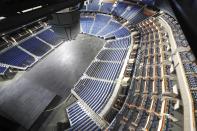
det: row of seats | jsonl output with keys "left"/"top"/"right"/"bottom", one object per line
{"left": 66, "top": 101, "right": 101, "bottom": 130}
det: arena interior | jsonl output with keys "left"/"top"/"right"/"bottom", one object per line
{"left": 0, "top": 0, "right": 197, "bottom": 131}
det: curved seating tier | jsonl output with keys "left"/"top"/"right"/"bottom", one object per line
{"left": 66, "top": 4, "right": 136, "bottom": 129}
{"left": 80, "top": 13, "right": 130, "bottom": 39}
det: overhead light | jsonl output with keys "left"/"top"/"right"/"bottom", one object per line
{"left": 22, "top": 5, "right": 42, "bottom": 13}
{"left": 0, "top": 16, "right": 6, "bottom": 21}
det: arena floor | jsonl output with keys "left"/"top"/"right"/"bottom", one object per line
{"left": 0, "top": 34, "right": 105, "bottom": 129}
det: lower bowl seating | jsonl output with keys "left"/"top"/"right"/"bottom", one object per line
{"left": 19, "top": 37, "right": 51, "bottom": 57}
{"left": 0, "top": 46, "right": 35, "bottom": 68}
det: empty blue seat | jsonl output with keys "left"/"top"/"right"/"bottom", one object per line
{"left": 0, "top": 46, "right": 35, "bottom": 68}
{"left": 20, "top": 37, "right": 51, "bottom": 57}
{"left": 0, "top": 65, "right": 8, "bottom": 75}
{"left": 74, "top": 79, "right": 115, "bottom": 112}
{"left": 37, "top": 29, "right": 62, "bottom": 46}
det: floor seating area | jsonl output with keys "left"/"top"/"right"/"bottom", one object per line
{"left": 0, "top": 27, "right": 63, "bottom": 70}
